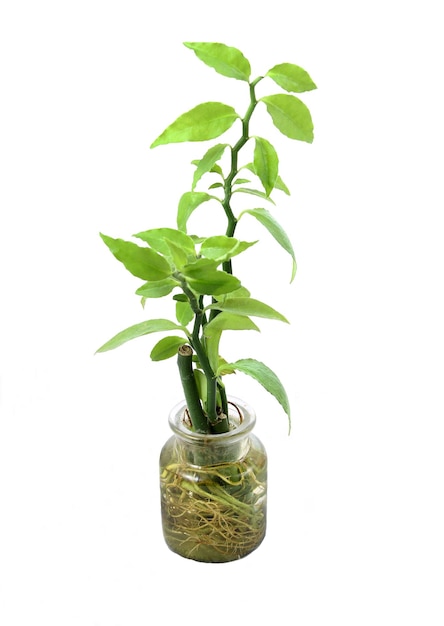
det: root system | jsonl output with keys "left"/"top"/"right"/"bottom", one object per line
{"left": 160, "top": 452, "right": 267, "bottom": 562}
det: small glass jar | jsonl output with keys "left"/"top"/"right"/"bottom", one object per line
{"left": 159, "top": 396, "right": 267, "bottom": 563}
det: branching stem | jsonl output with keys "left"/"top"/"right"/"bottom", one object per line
{"left": 176, "top": 77, "right": 264, "bottom": 433}
{"left": 175, "top": 271, "right": 228, "bottom": 431}
{"left": 222, "top": 77, "right": 262, "bottom": 274}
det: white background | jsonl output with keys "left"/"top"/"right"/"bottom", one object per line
{"left": 1, "top": 1, "right": 443, "bottom": 624}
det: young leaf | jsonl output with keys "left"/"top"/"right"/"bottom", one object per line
{"left": 243, "top": 163, "right": 290, "bottom": 195}
{"left": 136, "top": 278, "right": 177, "bottom": 298}
{"left": 96, "top": 319, "right": 186, "bottom": 353}
{"left": 177, "top": 191, "right": 219, "bottom": 233}
{"left": 203, "top": 313, "right": 259, "bottom": 373}
{"left": 253, "top": 136, "right": 279, "bottom": 196}
{"left": 150, "top": 336, "right": 186, "bottom": 361}
{"left": 162, "top": 239, "right": 189, "bottom": 269}
{"left": 193, "top": 368, "right": 207, "bottom": 402}
{"left": 187, "top": 271, "right": 241, "bottom": 296}
{"left": 134, "top": 228, "right": 195, "bottom": 257}
{"left": 200, "top": 235, "right": 257, "bottom": 263}
{"left": 261, "top": 94, "right": 314, "bottom": 143}
{"left": 192, "top": 143, "right": 228, "bottom": 190}
{"left": 204, "top": 312, "right": 260, "bottom": 335}
{"left": 182, "top": 257, "right": 218, "bottom": 276}
{"left": 241, "top": 207, "right": 297, "bottom": 282}
{"left": 219, "top": 286, "right": 251, "bottom": 298}
{"left": 182, "top": 259, "right": 241, "bottom": 295}
{"left": 200, "top": 236, "right": 238, "bottom": 261}
{"left": 207, "top": 296, "right": 289, "bottom": 322}
{"left": 233, "top": 187, "right": 276, "bottom": 204}
{"left": 176, "top": 300, "right": 194, "bottom": 326}
{"left": 192, "top": 160, "right": 223, "bottom": 177}
{"left": 184, "top": 42, "right": 251, "bottom": 82}
{"left": 266, "top": 63, "right": 317, "bottom": 93}
{"left": 275, "top": 174, "right": 291, "bottom": 195}
{"left": 231, "top": 240, "right": 258, "bottom": 257}
{"left": 150, "top": 102, "right": 239, "bottom": 148}
{"left": 100, "top": 234, "right": 171, "bottom": 281}
{"left": 218, "top": 358, "right": 291, "bottom": 431}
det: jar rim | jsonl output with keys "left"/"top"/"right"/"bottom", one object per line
{"left": 168, "top": 395, "right": 256, "bottom": 443}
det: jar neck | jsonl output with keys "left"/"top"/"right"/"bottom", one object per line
{"left": 168, "top": 396, "right": 256, "bottom": 465}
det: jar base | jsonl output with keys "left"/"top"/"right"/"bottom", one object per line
{"left": 163, "top": 528, "right": 266, "bottom": 563}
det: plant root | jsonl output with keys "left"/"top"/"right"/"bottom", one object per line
{"left": 160, "top": 456, "right": 267, "bottom": 563}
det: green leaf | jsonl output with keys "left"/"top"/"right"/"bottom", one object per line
{"left": 200, "top": 235, "right": 257, "bottom": 263}
{"left": 187, "top": 271, "right": 241, "bottom": 296}
{"left": 192, "top": 160, "right": 223, "bottom": 177}
{"left": 182, "top": 259, "right": 241, "bottom": 295}
{"left": 242, "top": 163, "right": 256, "bottom": 174}
{"left": 207, "top": 296, "right": 289, "bottom": 322}
{"left": 100, "top": 233, "right": 171, "bottom": 281}
{"left": 136, "top": 278, "right": 177, "bottom": 298}
{"left": 241, "top": 208, "right": 297, "bottom": 282}
{"left": 192, "top": 143, "right": 228, "bottom": 190}
{"left": 204, "top": 312, "right": 260, "bottom": 335}
{"left": 222, "top": 286, "right": 251, "bottom": 298}
{"left": 243, "top": 163, "right": 290, "bottom": 195}
{"left": 135, "top": 228, "right": 195, "bottom": 270}
{"left": 193, "top": 368, "right": 207, "bottom": 402}
{"left": 261, "top": 94, "right": 314, "bottom": 143}
{"left": 203, "top": 313, "right": 259, "bottom": 373}
{"left": 227, "top": 239, "right": 257, "bottom": 258}
{"left": 150, "top": 102, "right": 239, "bottom": 148}
{"left": 134, "top": 228, "right": 195, "bottom": 257}
{"left": 218, "top": 358, "right": 291, "bottom": 431}
{"left": 150, "top": 336, "right": 186, "bottom": 361}
{"left": 184, "top": 42, "right": 251, "bottom": 82}
{"left": 96, "top": 319, "right": 186, "bottom": 353}
{"left": 163, "top": 239, "right": 189, "bottom": 269}
{"left": 266, "top": 63, "right": 317, "bottom": 93}
{"left": 176, "top": 300, "right": 194, "bottom": 326}
{"left": 233, "top": 187, "right": 275, "bottom": 204}
{"left": 254, "top": 136, "right": 279, "bottom": 196}
{"left": 275, "top": 175, "right": 291, "bottom": 195}
{"left": 177, "top": 191, "right": 219, "bottom": 233}
{"left": 200, "top": 236, "right": 237, "bottom": 262}
{"left": 182, "top": 257, "right": 218, "bottom": 276}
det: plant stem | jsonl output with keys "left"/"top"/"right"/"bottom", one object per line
{"left": 222, "top": 77, "right": 262, "bottom": 274}
{"left": 175, "top": 272, "right": 229, "bottom": 433}
{"left": 218, "top": 380, "right": 229, "bottom": 417}
{"left": 176, "top": 78, "right": 264, "bottom": 432}
{"left": 177, "top": 345, "right": 207, "bottom": 433}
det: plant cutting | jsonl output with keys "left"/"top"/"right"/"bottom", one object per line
{"left": 97, "top": 42, "right": 316, "bottom": 562}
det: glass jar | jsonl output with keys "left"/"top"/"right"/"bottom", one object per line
{"left": 159, "top": 396, "right": 267, "bottom": 563}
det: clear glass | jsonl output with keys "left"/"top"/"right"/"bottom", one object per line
{"left": 159, "top": 397, "right": 267, "bottom": 563}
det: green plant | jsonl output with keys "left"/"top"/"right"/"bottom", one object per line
{"left": 97, "top": 42, "right": 316, "bottom": 434}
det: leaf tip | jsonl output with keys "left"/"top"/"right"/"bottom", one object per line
{"left": 290, "top": 259, "right": 297, "bottom": 283}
